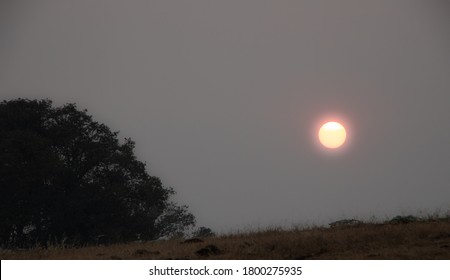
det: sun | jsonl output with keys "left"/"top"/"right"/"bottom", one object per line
{"left": 318, "top": 121, "right": 347, "bottom": 149}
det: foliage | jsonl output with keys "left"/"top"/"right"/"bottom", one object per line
{"left": 0, "top": 99, "right": 195, "bottom": 248}
{"left": 389, "top": 215, "right": 418, "bottom": 224}
{"left": 192, "top": 226, "right": 215, "bottom": 238}
{"left": 328, "top": 219, "right": 362, "bottom": 228}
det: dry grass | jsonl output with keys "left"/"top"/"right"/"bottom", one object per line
{"left": 2, "top": 219, "right": 450, "bottom": 260}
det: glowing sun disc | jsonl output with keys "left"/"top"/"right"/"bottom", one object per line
{"left": 318, "top": 121, "right": 347, "bottom": 149}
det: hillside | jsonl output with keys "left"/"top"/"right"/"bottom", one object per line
{"left": 2, "top": 217, "right": 450, "bottom": 260}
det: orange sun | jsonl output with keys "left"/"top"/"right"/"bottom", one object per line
{"left": 318, "top": 121, "right": 347, "bottom": 149}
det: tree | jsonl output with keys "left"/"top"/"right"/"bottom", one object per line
{"left": 0, "top": 99, "right": 195, "bottom": 248}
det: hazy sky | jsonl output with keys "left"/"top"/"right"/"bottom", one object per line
{"left": 1, "top": 0, "right": 449, "bottom": 232}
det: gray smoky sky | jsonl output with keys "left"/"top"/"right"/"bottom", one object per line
{"left": 1, "top": 0, "right": 450, "bottom": 232}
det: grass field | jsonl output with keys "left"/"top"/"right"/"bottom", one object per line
{"left": 2, "top": 217, "right": 450, "bottom": 260}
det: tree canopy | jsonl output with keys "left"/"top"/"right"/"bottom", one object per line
{"left": 0, "top": 99, "right": 195, "bottom": 248}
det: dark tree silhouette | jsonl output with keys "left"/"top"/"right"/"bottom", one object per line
{"left": 0, "top": 99, "right": 195, "bottom": 248}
